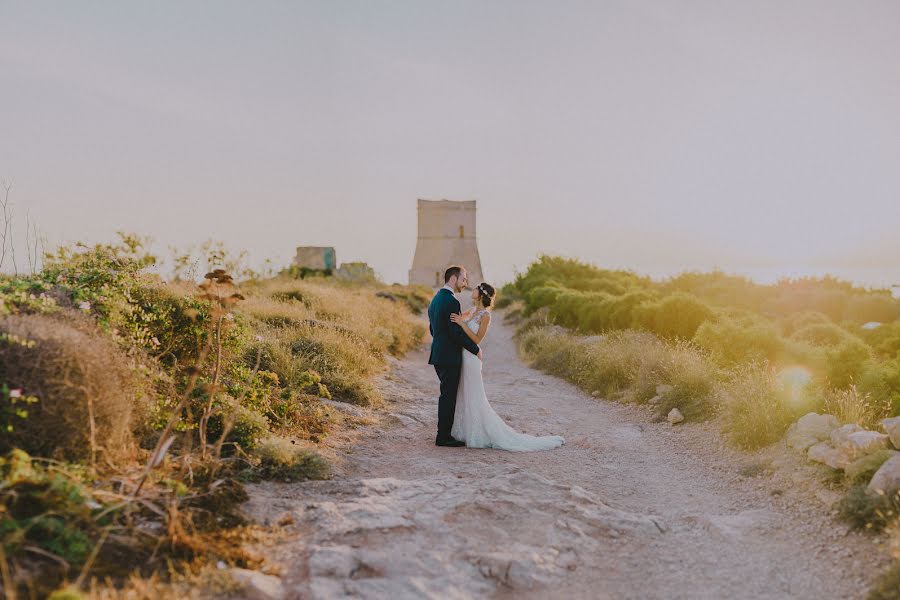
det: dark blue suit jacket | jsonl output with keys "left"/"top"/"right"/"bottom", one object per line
{"left": 428, "top": 288, "right": 480, "bottom": 365}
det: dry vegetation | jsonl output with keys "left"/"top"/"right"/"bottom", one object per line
{"left": 508, "top": 256, "right": 900, "bottom": 597}
{"left": 0, "top": 234, "right": 429, "bottom": 598}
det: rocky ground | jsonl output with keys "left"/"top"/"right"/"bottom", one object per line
{"left": 244, "top": 314, "right": 893, "bottom": 599}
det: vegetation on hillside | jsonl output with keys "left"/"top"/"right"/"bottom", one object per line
{"left": 0, "top": 234, "right": 428, "bottom": 597}
{"left": 507, "top": 256, "right": 900, "bottom": 445}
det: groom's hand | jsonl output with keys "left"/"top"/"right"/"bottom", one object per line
{"left": 477, "top": 350, "right": 484, "bottom": 361}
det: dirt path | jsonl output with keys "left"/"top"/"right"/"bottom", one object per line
{"left": 246, "top": 316, "right": 889, "bottom": 599}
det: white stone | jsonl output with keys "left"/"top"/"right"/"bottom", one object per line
{"left": 836, "top": 430, "right": 890, "bottom": 465}
{"left": 867, "top": 454, "right": 900, "bottom": 495}
{"left": 830, "top": 423, "right": 864, "bottom": 447}
{"left": 229, "top": 568, "right": 285, "bottom": 600}
{"left": 785, "top": 423, "right": 819, "bottom": 451}
{"left": 656, "top": 384, "right": 674, "bottom": 396}
{"left": 794, "top": 413, "right": 839, "bottom": 441}
{"left": 808, "top": 442, "right": 845, "bottom": 470}
{"left": 667, "top": 408, "right": 684, "bottom": 425}
{"left": 648, "top": 395, "right": 663, "bottom": 405}
{"left": 881, "top": 416, "right": 900, "bottom": 450}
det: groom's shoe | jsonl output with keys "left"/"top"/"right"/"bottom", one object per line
{"left": 435, "top": 436, "right": 465, "bottom": 447}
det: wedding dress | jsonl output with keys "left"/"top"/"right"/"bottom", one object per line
{"left": 451, "top": 309, "right": 565, "bottom": 451}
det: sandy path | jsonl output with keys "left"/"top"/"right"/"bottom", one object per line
{"left": 246, "top": 316, "right": 888, "bottom": 599}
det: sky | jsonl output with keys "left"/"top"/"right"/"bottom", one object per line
{"left": 1, "top": 1, "right": 899, "bottom": 286}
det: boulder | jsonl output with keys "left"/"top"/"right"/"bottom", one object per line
{"left": 229, "top": 568, "right": 285, "bottom": 600}
{"left": 794, "top": 413, "right": 839, "bottom": 441}
{"left": 867, "top": 454, "right": 900, "bottom": 496}
{"left": 667, "top": 408, "right": 684, "bottom": 425}
{"left": 648, "top": 395, "right": 663, "bottom": 405}
{"left": 808, "top": 442, "right": 845, "bottom": 470}
{"left": 785, "top": 423, "right": 818, "bottom": 451}
{"left": 830, "top": 423, "right": 864, "bottom": 447}
{"left": 656, "top": 384, "right": 674, "bottom": 396}
{"left": 881, "top": 416, "right": 900, "bottom": 449}
{"left": 836, "top": 431, "right": 890, "bottom": 465}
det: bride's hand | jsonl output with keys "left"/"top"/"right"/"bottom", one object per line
{"left": 449, "top": 312, "right": 465, "bottom": 325}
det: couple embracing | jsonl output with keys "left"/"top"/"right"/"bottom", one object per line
{"left": 428, "top": 265, "right": 564, "bottom": 452}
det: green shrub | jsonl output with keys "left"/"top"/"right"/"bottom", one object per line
{"left": 633, "top": 293, "right": 714, "bottom": 340}
{"left": 0, "top": 450, "right": 105, "bottom": 567}
{"left": 780, "top": 311, "right": 833, "bottom": 337}
{"left": 790, "top": 322, "right": 856, "bottom": 347}
{"left": 252, "top": 436, "right": 330, "bottom": 481}
{"left": 526, "top": 285, "right": 565, "bottom": 314}
{"left": 825, "top": 338, "right": 873, "bottom": 388}
{"left": 867, "top": 564, "right": 900, "bottom": 600}
{"left": 694, "top": 316, "right": 784, "bottom": 366}
{"left": 837, "top": 485, "right": 900, "bottom": 532}
{"left": 843, "top": 293, "right": 900, "bottom": 324}
{"left": 205, "top": 397, "right": 269, "bottom": 455}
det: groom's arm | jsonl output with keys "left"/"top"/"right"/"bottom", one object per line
{"left": 446, "top": 299, "right": 480, "bottom": 356}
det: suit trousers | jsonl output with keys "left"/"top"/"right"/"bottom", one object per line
{"left": 434, "top": 363, "right": 462, "bottom": 441}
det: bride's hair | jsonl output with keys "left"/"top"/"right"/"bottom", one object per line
{"left": 476, "top": 283, "right": 497, "bottom": 308}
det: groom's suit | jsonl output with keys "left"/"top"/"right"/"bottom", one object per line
{"left": 428, "top": 286, "right": 481, "bottom": 442}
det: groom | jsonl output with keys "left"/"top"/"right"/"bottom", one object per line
{"left": 428, "top": 265, "right": 482, "bottom": 447}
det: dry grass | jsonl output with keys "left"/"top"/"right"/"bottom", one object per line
{"left": 822, "top": 385, "right": 894, "bottom": 429}
{"left": 520, "top": 326, "right": 718, "bottom": 420}
{"left": 0, "top": 312, "right": 151, "bottom": 465}
{"left": 717, "top": 363, "right": 813, "bottom": 449}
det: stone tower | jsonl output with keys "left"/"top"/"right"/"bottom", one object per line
{"left": 409, "top": 199, "right": 484, "bottom": 288}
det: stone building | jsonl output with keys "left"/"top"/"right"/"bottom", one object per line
{"left": 409, "top": 199, "right": 484, "bottom": 288}
{"left": 294, "top": 246, "right": 336, "bottom": 271}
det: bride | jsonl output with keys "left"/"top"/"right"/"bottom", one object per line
{"left": 449, "top": 283, "right": 565, "bottom": 452}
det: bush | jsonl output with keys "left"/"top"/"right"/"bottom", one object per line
{"left": 252, "top": 436, "right": 330, "bottom": 481}
{"left": 694, "top": 316, "right": 784, "bottom": 366}
{"left": 718, "top": 363, "right": 811, "bottom": 449}
{"left": 633, "top": 293, "right": 714, "bottom": 340}
{"left": 843, "top": 293, "right": 900, "bottom": 324}
{"left": 0, "top": 313, "right": 150, "bottom": 463}
{"left": 868, "top": 563, "right": 900, "bottom": 600}
{"left": 844, "top": 450, "right": 896, "bottom": 486}
{"left": 837, "top": 485, "right": 900, "bottom": 532}
{"left": 825, "top": 338, "right": 873, "bottom": 388}
{"left": 780, "top": 311, "right": 833, "bottom": 337}
{"left": 0, "top": 449, "right": 104, "bottom": 566}
{"left": 790, "top": 322, "right": 856, "bottom": 347}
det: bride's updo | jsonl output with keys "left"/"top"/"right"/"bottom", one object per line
{"left": 476, "top": 283, "right": 497, "bottom": 308}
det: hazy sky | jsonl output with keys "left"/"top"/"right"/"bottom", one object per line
{"left": 2, "top": 1, "right": 899, "bottom": 286}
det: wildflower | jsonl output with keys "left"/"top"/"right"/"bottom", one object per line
{"left": 224, "top": 313, "right": 235, "bottom": 321}
{"left": 9, "top": 389, "right": 22, "bottom": 398}
{"left": 151, "top": 336, "right": 160, "bottom": 347}
{"left": 79, "top": 301, "right": 92, "bottom": 311}
{"left": 255, "top": 335, "right": 263, "bottom": 342}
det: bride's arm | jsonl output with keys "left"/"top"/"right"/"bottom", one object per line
{"left": 450, "top": 312, "right": 491, "bottom": 344}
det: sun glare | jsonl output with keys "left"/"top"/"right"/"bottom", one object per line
{"left": 779, "top": 366, "right": 813, "bottom": 406}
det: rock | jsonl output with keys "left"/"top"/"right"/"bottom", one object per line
{"left": 229, "top": 568, "right": 285, "bottom": 600}
{"left": 785, "top": 423, "right": 819, "bottom": 451}
{"left": 656, "top": 384, "right": 674, "bottom": 396}
{"left": 830, "top": 423, "right": 865, "bottom": 447}
{"left": 836, "top": 431, "right": 890, "bottom": 465}
{"left": 881, "top": 416, "right": 900, "bottom": 449}
{"left": 591, "top": 390, "right": 602, "bottom": 398}
{"left": 794, "top": 413, "right": 839, "bottom": 441}
{"left": 667, "top": 408, "right": 684, "bottom": 425}
{"left": 867, "top": 454, "right": 900, "bottom": 495}
{"left": 808, "top": 442, "right": 845, "bottom": 470}
{"left": 648, "top": 395, "right": 663, "bottom": 405}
